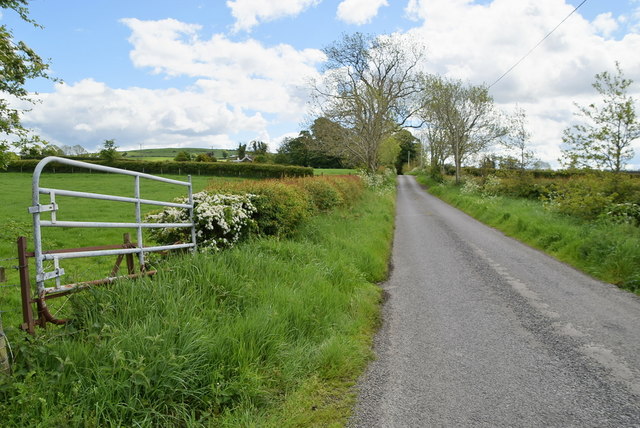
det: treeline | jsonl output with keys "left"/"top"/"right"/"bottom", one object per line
{"left": 4, "top": 159, "right": 313, "bottom": 178}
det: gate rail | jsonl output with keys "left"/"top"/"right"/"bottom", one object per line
{"left": 24, "top": 156, "right": 197, "bottom": 332}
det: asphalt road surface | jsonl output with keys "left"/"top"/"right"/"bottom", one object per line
{"left": 350, "top": 175, "right": 640, "bottom": 427}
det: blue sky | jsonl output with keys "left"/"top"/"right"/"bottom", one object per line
{"left": 2, "top": 0, "right": 640, "bottom": 167}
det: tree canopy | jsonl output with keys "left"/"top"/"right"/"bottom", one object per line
{"left": 560, "top": 62, "right": 639, "bottom": 173}
{"left": 419, "top": 75, "right": 506, "bottom": 182}
{"left": 0, "top": 0, "right": 56, "bottom": 169}
{"left": 311, "top": 32, "right": 425, "bottom": 171}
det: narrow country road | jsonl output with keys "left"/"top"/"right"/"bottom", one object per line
{"left": 350, "top": 175, "right": 640, "bottom": 427}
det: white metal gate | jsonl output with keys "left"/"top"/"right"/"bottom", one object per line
{"left": 29, "top": 156, "right": 197, "bottom": 301}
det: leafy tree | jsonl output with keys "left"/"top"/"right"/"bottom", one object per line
{"left": 276, "top": 133, "right": 312, "bottom": 166}
{"left": 311, "top": 32, "right": 425, "bottom": 171}
{"left": 532, "top": 160, "right": 551, "bottom": 170}
{"left": 174, "top": 150, "right": 192, "bottom": 162}
{"left": 195, "top": 153, "right": 216, "bottom": 162}
{"left": 378, "top": 135, "right": 401, "bottom": 168}
{"left": 249, "top": 140, "right": 268, "bottom": 155}
{"left": 222, "top": 150, "right": 229, "bottom": 159}
{"left": 497, "top": 155, "right": 520, "bottom": 170}
{"left": 99, "top": 139, "right": 119, "bottom": 163}
{"left": 275, "top": 124, "right": 345, "bottom": 168}
{"left": 420, "top": 75, "right": 507, "bottom": 183}
{"left": 393, "top": 129, "right": 418, "bottom": 174}
{"left": 19, "top": 143, "right": 62, "bottom": 158}
{"left": 560, "top": 62, "right": 640, "bottom": 173}
{"left": 419, "top": 124, "right": 450, "bottom": 178}
{"left": 0, "top": 0, "right": 57, "bottom": 169}
{"left": 237, "top": 143, "right": 247, "bottom": 159}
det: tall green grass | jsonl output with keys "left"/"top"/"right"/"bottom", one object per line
{"left": 416, "top": 174, "right": 640, "bottom": 292}
{"left": 0, "top": 187, "right": 395, "bottom": 426}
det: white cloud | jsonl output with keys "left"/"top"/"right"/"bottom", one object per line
{"left": 337, "top": 0, "right": 389, "bottom": 25}
{"left": 592, "top": 12, "right": 619, "bottom": 38}
{"left": 404, "top": 0, "right": 640, "bottom": 167}
{"left": 23, "top": 79, "right": 266, "bottom": 151}
{"left": 226, "top": 0, "right": 320, "bottom": 32}
{"left": 21, "top": 18, "right": 326, "bottom": 152}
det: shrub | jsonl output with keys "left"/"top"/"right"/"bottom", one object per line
{"left": 600, "top": 203, "right": 640, "bottom": 226}
{"left": 174, "top": 151, "right": 192, "bottom": 162}
{"left": 481, "top": 175, "right": 502, "bottom": 196}
{"left": 323, "top": 175, "right": 364, "bottom": 204}
{"left": 195, "top": 153, "right": 217, "bottom": 162}
{"left": 542, "top": 174, "right": 616, "bottom": 220}
{"left": 460, "top": 177, "right": 481, "bottom": 194}
{"left": 147, "top": 176, "right": 365, "bottom": 247}
{"left": 358, "top": 169, "right": 396, "bottom": 193}
{"left": 146, "top": 192, "right": 257, "bottom": 252}
{"left": 211, "top": 180, "right": 313, "bottom": 237}
{"left": 288, "top": 177, "right": 344, "bottom": 212}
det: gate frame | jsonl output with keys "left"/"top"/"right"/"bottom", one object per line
{"left": 22, "top": 156, "right": 198, "bottom": 333}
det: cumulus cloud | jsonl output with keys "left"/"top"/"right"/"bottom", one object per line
{"left": 22, "top": 18, "right": 326, "bottom": 152}
{"left": 226, "top": 0, "right": 320, "bottom": 32}
{"left": 336, "top": 0, "right": 389, "bottom": 25}
{"left": 592, "top": 12, "right": 619, "bottom": 38}
{"left": 122, "top": 18, "right": 324, "bottom": 89}
{"left": 23, "top": 79, "right": 265, "bottom": 151}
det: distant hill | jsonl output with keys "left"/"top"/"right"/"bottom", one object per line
{"left": 123, "top": 147, "right": 237, "bottom": 161}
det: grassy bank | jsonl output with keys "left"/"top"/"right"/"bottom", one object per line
{"left": 415, "top": 174, "right": 640, "bottom": 293}
{"left": 0, "top": 186, "right": 395, "bottom": 426}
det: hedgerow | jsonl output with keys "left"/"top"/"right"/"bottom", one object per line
{"left": 4, "top": 159, "right": 313, "bottom": 178}
{"left": 147, "top": 175, "right": 365, "bottom": 250}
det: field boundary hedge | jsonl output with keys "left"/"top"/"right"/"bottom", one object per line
{"left": 4, "top": 159, "right": 313, "bottom": 178}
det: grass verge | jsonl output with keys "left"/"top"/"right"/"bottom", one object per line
{"left": 0, "top": 187, "right": 395, "bottom": 427}
{"left": 415, "top": 174, "right": 640, "bottom": 293}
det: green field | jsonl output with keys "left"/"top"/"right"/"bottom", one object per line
{"left": 314, "top": 168, "right": 358, "bottom": 175}
{"left": 123, "top": 147, "right": 236, "bottom": 161}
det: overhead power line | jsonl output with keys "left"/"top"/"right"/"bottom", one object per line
{"left": 488, "top": 0, "right": 588, "bottom": 89}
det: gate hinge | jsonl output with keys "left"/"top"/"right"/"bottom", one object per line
{"left": 37, "top": 267, "right": 65, "bottom": 282}
{"left": 28, "top": 203, "right": 58, "bottom": 214}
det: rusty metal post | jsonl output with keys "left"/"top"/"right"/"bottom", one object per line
{"left": 17, "top": 236, "right": 35, "bottom": 335}
{"left": 124, "top": 233, "right": 135, "bottom": 274}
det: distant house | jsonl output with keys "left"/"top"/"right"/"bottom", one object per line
{"left": 233, "top": 155, "right": 253, "bottom": 163}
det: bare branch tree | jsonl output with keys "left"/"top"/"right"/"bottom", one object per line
{"left": 502, "top": 105, "right": 535, "bottom": 170}
{"left": 310, "top": 33, "right": 425, "bottom": 171}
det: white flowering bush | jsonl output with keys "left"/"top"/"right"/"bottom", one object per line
{"left": 358, "top": 169, "right": 396, "bottom": 193}
{"left": 460, "top": 177, "right": 481, "bottom": 194}
{"left": 481, "top": 175, "right": 503, "bottom": 197}
{"left": 600, "top": 202, "right": 640, "bottom": 226}
{"left": 146, "top": 191, "right": 257, "bottom": 252}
